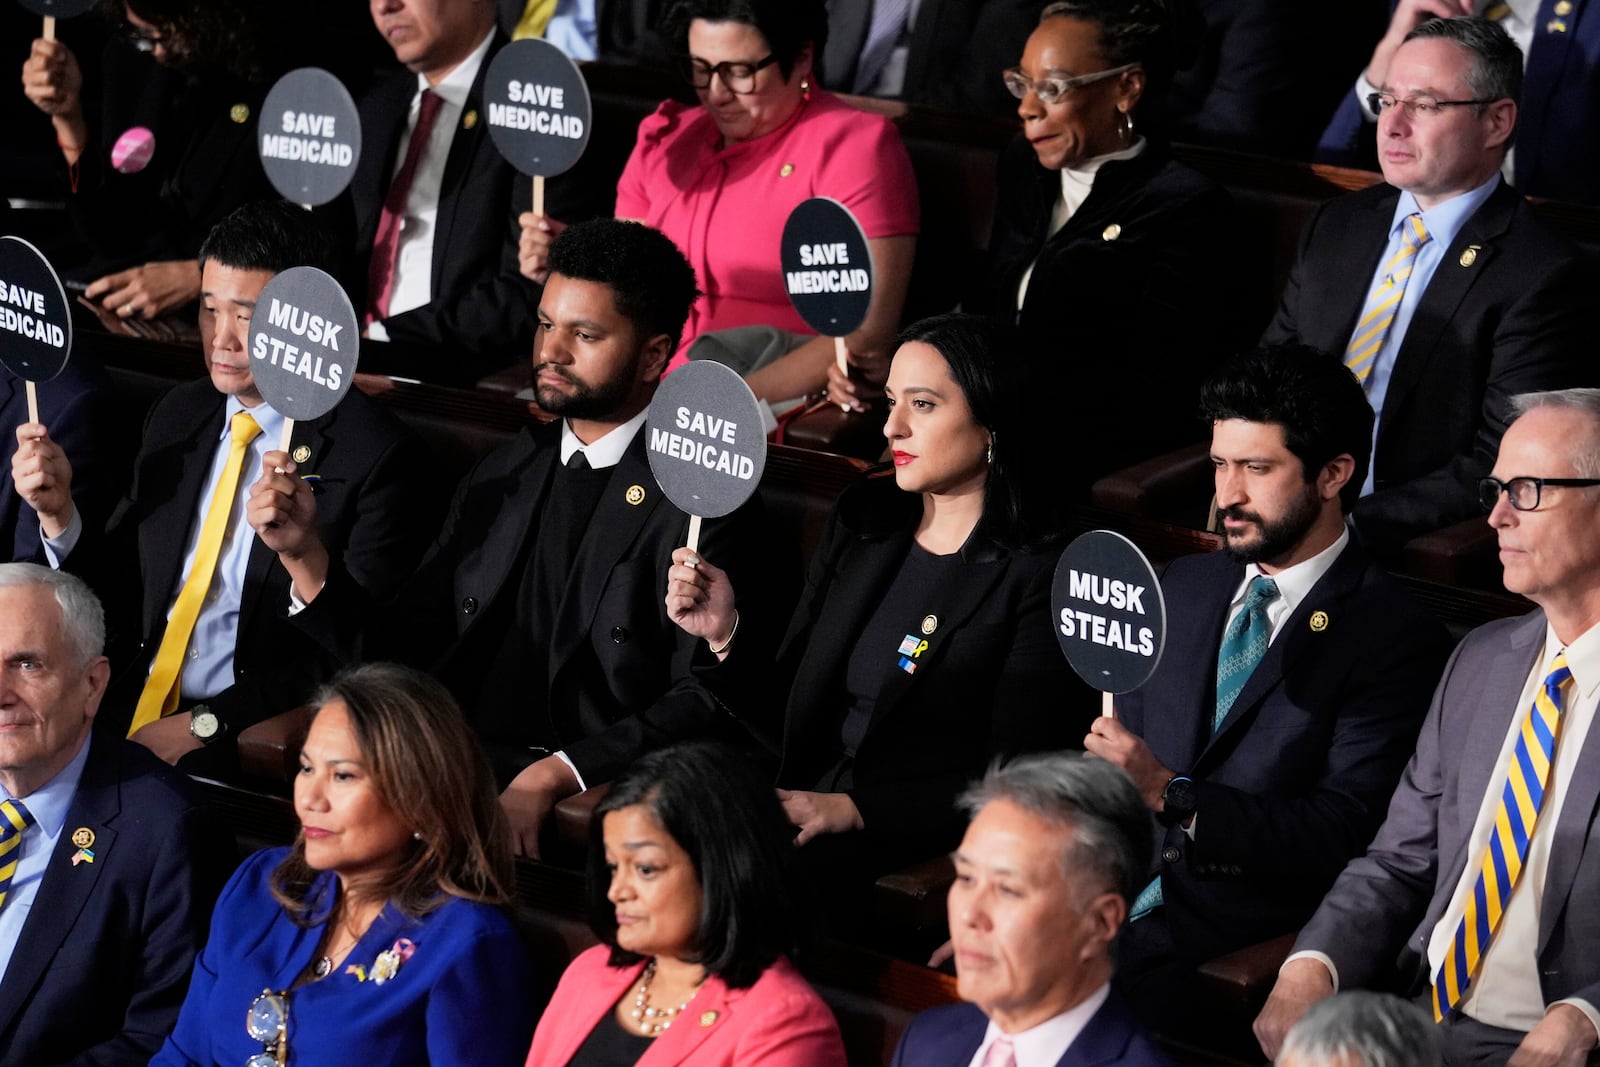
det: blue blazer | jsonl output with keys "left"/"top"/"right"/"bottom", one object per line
{"left": 1317, "top": 0, "right": 1600, "bottom": 204}
{"left": 892, "top": 998, "right": 1174, "bottom": 1067}
{"left": 152, "top": 848, "right": 535, "bottom": 1067}
{"left": 0, "top": 735, "right": 215, "bottom": 1067}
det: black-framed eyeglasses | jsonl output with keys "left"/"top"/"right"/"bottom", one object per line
{"left": 1478, "top": 475, "right": 1600, "bottom": 512}
{"left": 676, "top": 53, "right": 779, "bottom": 94}
{"left": 245, "top": 989, "right": 289, "bottom": 1067}
{"left": 1367, "top": 91, "right": 1498, "bottom": 120}
{"left": 1002, "top": 62, "right": 1138, "bottom": 106}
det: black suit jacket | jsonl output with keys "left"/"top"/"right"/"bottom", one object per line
{"left": 3, "top": 360, "right": 117, "bottom": 563}
{"left": 292, "top": 418, "right": 773, "bottom": 786}
{"left": 74, "top": 379, "right": 429, "bottom": 739}
{"left": 1115, "top": 541, "right": 1450, "bottom": 965}
{"left": 0, "top": 735, "right": 218, "bottom": 1067}
{"left": 716, "top": 475, "right": 1087, "bottom": 862}
{"left": 1262, "top": 180, "right": 1594, "bottom": 554}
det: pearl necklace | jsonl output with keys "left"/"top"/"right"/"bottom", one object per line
{"left": 629, "top": 959, "right": 692, "bottom": 1035}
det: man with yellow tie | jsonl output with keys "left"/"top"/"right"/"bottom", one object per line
{"left": 9, "top": 201, "right": 429, "bottom": 771}
{"left": 1261, "top": 16, "right": 1591, "bottom": 559}
{"left": 1254, "top": 388, "right": 1600, "bottom": 1066}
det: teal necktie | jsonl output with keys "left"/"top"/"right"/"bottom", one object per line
{"left": 1215, "top": 576, "right": 1279, "bottom": 731}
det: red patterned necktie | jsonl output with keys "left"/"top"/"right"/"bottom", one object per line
{"left": 365, "top": 88, "right": 444, "bottom": 325}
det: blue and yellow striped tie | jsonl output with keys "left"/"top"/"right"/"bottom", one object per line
{"left": 1346, "top": 214, "right": 1431, "bottom": 382}
{"left": 0, "top": 799, "right": 35, "bottom": 912}
{"left": 1431, "top": 652, "right": 1572, "bottom": 1021}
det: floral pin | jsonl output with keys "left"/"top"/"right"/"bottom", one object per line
{"left": 345, "top": 938, "right": 416, "bottom": 984}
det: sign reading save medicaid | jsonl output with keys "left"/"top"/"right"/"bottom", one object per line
{"left": 0, "top": 235, "right": 72, "bottom": 384}
{"left": 781, "top": 197, "right": 873, "bottom": 338}
{"left": 483, "top": 37, "right": 592, "bottom": 178}
{"left": 247, "top": 266, "right": 357, "bottom": 424}
{"left": 259, "top": 68, "right": 362, "bottom": 206}
{"left": 646, "top": 360, "right": 766, "bottom": 538}
{"left": 1052, "top": 530, "right": 1166, "bottom": 695}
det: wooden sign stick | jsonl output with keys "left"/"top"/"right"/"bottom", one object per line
{"left": 279, "top": 418, "right": 295, "bottom": 454}
{"left": 834, "top": 335, "right": 848, "bottom": 376}
{"left": 532, "top": 174, "right": 545, "bottom": 218}
{"left": 686, "top": 513, "right": 702, "bottom": 554}
{"left": 43, "top": 15, "right": 56, "bottom": 39}
{"left": 25, "top": 381, "right": 39, "bottom": 424}
{"left": 1102, "top": 691, "right": 1114, "bottom": 718}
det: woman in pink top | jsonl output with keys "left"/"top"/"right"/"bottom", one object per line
{"left": 519, "top": 0, "right": 919, "bottom": 405}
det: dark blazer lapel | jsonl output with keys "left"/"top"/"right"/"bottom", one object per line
{"left": 1520, "top": 1, "right": 1583, "bottom": 178}
{"left": 1455, "top": 614, "right": 1544, "bottom": 846}
{"left": 433, "top": 32, "right": 503, "bottom": 282}
{"left": 354, "top": 74, "right": 415, "bottom": 247}
{"left": 1058, "top": 992, "right": 1140, "bottom": 1067}
{"left": 0, "top": 737, "right": 118, "bottom": 1038}
{"left": 1325, "top": 190, "right": 1401, "bottom": 343}
{"left": 644, "top": 976, "right": 737, "bottom": 1065}
{"left": 1381, "top": 182, "right": 1513, "bottom": 429}
{"left": 1147, "top": 560, "right": 1238, "bottom": 774}
{"left": 821, "top": 0, "right": 871, "bottom": 89}
{"left": 139, "top": 395, "right": 226, "bottom": 637}
{"left": 454, "top": 429, "right": 554, "bottom": 638}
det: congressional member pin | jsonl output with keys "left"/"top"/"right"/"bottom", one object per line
{"left": 780, "top": 162, "right": 794, "bottom": 177}
{"left": 1459, "top": 246, "right": 1480, "bottom": 267}
{"left": 625, "top": 484, "right": 646, "bottom": 506}
{"left": 463, "top": 109, "right": 478, "bottom": 130}
{"left": 71, "top": 826, "right": 95, "bottom": 849}
{"left": 1310, "top": 610, "right": 1329, "bottom": 632}
{"left": 292, "top": 444, "right": 312, "bottom": 464}
{"left": 230, "top": 103, "right": 250, "bottom": 124}
{"left": 921, "top": 614, "right": 938, "bottom": 635}
{"left": 1557, "top": 0, "right": 1573, "bottom": 14}
{"left": 700, "top": 1011, "right": 719, "bottom": 1027}
{"left": 1102, "top": 223, "right": 1122, "bottom": 241}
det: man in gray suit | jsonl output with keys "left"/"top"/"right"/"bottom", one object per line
{"left": 1254, "top": 387, "right": 1600, "bottom": 1066}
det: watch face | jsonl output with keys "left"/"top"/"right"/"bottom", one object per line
{"left": 1164, "top": 776, "right": 1196, "bottom": 813}
{"left": 191, "top": 710, "right": 219, "bottom": 739}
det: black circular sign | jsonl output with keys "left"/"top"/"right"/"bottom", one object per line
{"left": 483, "top": 38, "right": 592, "bottom": 178}
{"left": 781, "top": 197, "right": 873, "bottom": 337}
{"left": 259, "top": 68, "right": 361, "bottom": 206}
{"left": 246, "top": 267, "right": 358, "bottom": 422}
{"left": 16, "top": 0, "right": 95, "bottom": 16}
{"left": 645, "top": 361, "right": 767, "bottom": 519}
{"left": 1052, "top": 530, "right": 1166, "bottom": 694}
{"left": 0, "top": 236, "right": 72, "bottom": 382}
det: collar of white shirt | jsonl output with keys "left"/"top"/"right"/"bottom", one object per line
{"left": 560, "top": 408, "right": 648, "bottom": 470}
{"left": 414, "top": 29, "right": 495, "bottom": 110}
{"left": 969, "top": 984, "right": 1111, "bottom": 1067}
{"left": 1229, "top": 526, "right": 1349, "bottom": 643}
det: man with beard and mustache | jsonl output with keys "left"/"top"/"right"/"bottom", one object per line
{"left": 258, "top": 219, "right": 772, "bottom": 857}
{"left": 1081, "top": 345, "right": 1452, "bottom": 1055}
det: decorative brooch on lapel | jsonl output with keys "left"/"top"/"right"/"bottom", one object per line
{"left": 1309, "top": 610, "right": 1329, "bottom": 633}
{"left": 71, "top": 826, "right": 96, "bottom": 865}
{"left": 345, "top": 938, "right": 416, "bottom": 984}
{"left": 1459, "top": 245, "right": 1481, "bottom": 268}
{"left": 896, "top": 633, "right": 931, "bottom": 675}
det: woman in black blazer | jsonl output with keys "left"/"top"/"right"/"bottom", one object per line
{"left": 666, "top": 314, "right": 1091, "bottom": 926}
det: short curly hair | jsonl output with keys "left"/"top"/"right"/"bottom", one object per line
{"left": 547, "top": 219, "right": 701, "bottom": 350}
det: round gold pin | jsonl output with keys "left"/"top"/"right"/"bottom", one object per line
{"left": 292, "top": 445, "right": 312, "bottom": 464}
{"left": 1556, "top": 0, "right": 1573, "bottom": 14}
{"left": 699, "top": 1011, "right": 719, "bottom": 1027}
{"left": 1102, "top": 223, "right": 1122, "bottom": 242}
{"left": 72, "top": 827, "right": 95, "bottom": 849}
{"left": 921, "top": 614, "right": 938, "bottom": 635}
{"left": 1459, "top": 247, "right": 1478, "bottom": 267}
{"left": 229, "top": 103, "right": 250, "bottom": 124}
{"left": 1310, "top": 611, "right": 1329, "bottom": 632}
{"left": 463, "top": 109, "right": 478, "bottom": 130}
{"left": 780, "top": 162, "right": 795, "bottom": 177}
{"left": 625, "top": 484, "right": 646, "bottom": 506}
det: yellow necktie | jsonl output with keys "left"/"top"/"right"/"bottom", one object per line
{"left": 1345, "top": 213, "right": 1431, "bottom": 382}
{"left": 513, "top": 0, "right": 559, "bottom": 40}
{"left": 129, "top": 411, "right": 262, "bottom": 736}
{"left": 0, "top": 800, "right": 33, "bottom": 912}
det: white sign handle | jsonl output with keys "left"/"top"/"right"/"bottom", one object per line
{"left": 1102, "top": 691, "right": 1114, "bottom": 718}
{"left": 43, "top": 15, "right": 55, "bottom": 39}
{"left": 532, "top": 174, "right": 545, "bottom": 218}
{"left": 279, "top": 418, "right": 295, "bottom": 454}
{"left": 25, "top": 380, "right": 38, "bottom": 425}
{"left": 686, "top": 513, "right": 702, "bottom": 554}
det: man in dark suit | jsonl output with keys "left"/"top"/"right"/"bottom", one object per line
{"left": 266, "top": 219, "right": 769, "bottom": 857}
{"left": 13, "top": 201, "right": 428, "bottom": 771}
{"left": 1262, "top": 16, "right": 1591, "bottom": 557}
{"left": 1257, "top": 388, "right": 1600, "bottom": 1065}
{"left": 894, "top": 753, "right": 1172, "bottom": 1067}
{"left": 0, "top": 564, "right": 213, "bottom": 1066}
{"left": 6, "top": 359, "right": 116, "bottom": 563}
{"left": 1085, "top": 347, "right": 1451, "bottom": 1049}
{"left": 350, "top": 0, "right": 540, "bottom": 382}
{"left": 1318, "top": 0, "right": 1600, "bottom": 205}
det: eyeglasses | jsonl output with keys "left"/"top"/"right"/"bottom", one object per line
{"left": 1478, "top": 475, "right": 1600, "bottom": 512}
{"left": 1367, "top": 91, "right": 1498, "bottom": 120}
{"left": 121, "top": 21, "right": 168, "bottom": 54}
{"left": 1002, "top": 63, "right": 1138, "bottom": 106}
{"left": 676, "top": 53, "right": 779, "bottom": 94}
{"left": 245, "top": 989, "right": 290, "bottom": 1067}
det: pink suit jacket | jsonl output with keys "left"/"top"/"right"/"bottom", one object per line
{"left": 525, "top": 945, "right": 846, "bottom": 1067}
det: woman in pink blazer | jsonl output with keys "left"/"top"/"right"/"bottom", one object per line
{"left": 525, "top": 742, "right": 846, "bottom": 1067}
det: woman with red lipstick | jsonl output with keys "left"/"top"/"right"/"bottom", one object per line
{"left": 152, "top": 664, "right": 535, "bottom": 1066}
{"left": 525, "top": 741, "right": 845, "bottom": 1066}
{"left": 664, "top": 314, "right": 1088, "bottom": 937}
{"left": 973, "top": 0, "right": 1243, "bottom": 503}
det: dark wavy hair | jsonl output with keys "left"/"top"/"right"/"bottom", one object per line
{"left": 271, "top": 664, "right": 514, "bottom": 923}
{"left": 586, "top": 742, "right": 804, "bottom": 989}
{"left": 664, "top": 0, "right": 828, "bottom": 80}
{"left": 1039, "top": 0, "right": 1202, "bottom": 101}
{"left": 1198, "top": 345, "right": 1375, "bottom": 513}
{"left": 198, "top": 200, "right": 337, "bottom": 276}
{"left": 96, "top": 0, "right": 269, "bottom": 81}
{"left": 548, "top": 218, "right": 701, "bottom": 352}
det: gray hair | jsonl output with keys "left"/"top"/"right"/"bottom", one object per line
{"left": 0, "top": 563, "right": 105, "bottom": 666}
{"left": 959, "top": 752, "right": 1151, "bottom": 906}
{"left": 1510, "top": 387, "right": 1600, "bottom": 478}
{"left": 1404, "top": 16, "right": 1523, "bottom": 110}
{"left": 1277, "top": 992, "right": 1442, "bottom": 1067}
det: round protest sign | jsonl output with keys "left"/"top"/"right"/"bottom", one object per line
{"left": 645, "top": 360, "right": 767, "bottom": 519}
{"left": 1052, "top": 530, "right": 1166, "bottom": 694}
{"left": 0, "top": 235, "right": 72, "bottom": 383}
{"left": 483, "top": 37, "right": 592, "bottom": 178}
{"left": 259, "top": 68, "right": 361, "bottom": 206}
{"left": 246, "top": 267, "right": 358, "bottom": 422}
{"left": 781, "top": 197, "right": 873, "bottom": 338}
{"left": 16, "top": 0, "right": 94, "bottom": 16}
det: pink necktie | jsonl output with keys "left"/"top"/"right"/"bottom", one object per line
{"left": 981, "top": 1037, "right": 1017, "bottom": 1067}
{"left": 365, "top": 88, "right": 444, "bottom": 325}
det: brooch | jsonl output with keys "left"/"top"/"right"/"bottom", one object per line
{"left": 346, "top": 937, "right": 416, "bottom": 984}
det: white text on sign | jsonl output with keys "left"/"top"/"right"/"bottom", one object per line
{"left": 1058, "top": 570, "right": 1155, "bottom": 656}
{"left": 647, "top": 407, "right": 756, "bottom": 480}
{"left": 0, "top": 279, "right": 64, "bottom": 347}
{"left": 260, "top": 111, "right": 354, "bottom": 167}
{"left": 489, "top": 81, "right": 585, "bottom": 137}
{"left": 251, "top": 298, "right": 345, "bottom": 391}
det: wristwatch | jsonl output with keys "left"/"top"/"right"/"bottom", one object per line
{"left": 1157, "top": 775, "right": 1197, "bottom": 827}
{"left": 188, "top": 706, "right": 225, "bottom": 744}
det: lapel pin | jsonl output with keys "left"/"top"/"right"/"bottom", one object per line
{"left": 1556, "top": 0, "right": 1573, "bottom": 14}
{"left": 72, "top": 848, "right": 95, "bottom": 865}
{"left": 1548, "top": 17, "right": 1569, "bottom": 32}
{"left": 780, "top": 163, "right": 795, "bottom": 177}
{"left": 292, "top": 445, "right": 312, "bottom": 464}
{"left": 700, "top": 1011, "right": 719, "bottom": 1027}
{"left": 463, "top": 109, "right": 478, "bottom": 130}
{"left": 1102, "top": 223, "right": 1122, "bottom": 242}
{"left": 230, "top": 103, "right": 250, "bottom": 124}
{"left": 1459, "top": 245, "right": 1481, "bottom": 267}
{"left": 1310, "top": 611, "right": 1329, "bottom": 632}
{"left": 921, "top": 614, "right": 938, "bottom": 635}
{"left": 71, "top": 827, "right": 95, "bottom": 849}
{"left": 625, "top": 484, "right": 646, "bottom": 506}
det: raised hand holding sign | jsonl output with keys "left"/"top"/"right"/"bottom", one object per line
{"left": 0, "top": 236, "right": 74, "bottom": 423}
{"left": 484, "top": 37, "right": 592, "bottom": 218}
{"left": 645, "top": 360, "right": 767, "bottom": 553}
{"left": 259, "top": 68, "right": 362, "bottom": 207}
{"left": 245, "top": 267, "right": 359, "bottom": 451}
{"left": 781, "top": 197, "right": 874, "bottom": 377}
{"left": 1052, "top": 530, "right": 1167, "bottom": 717}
